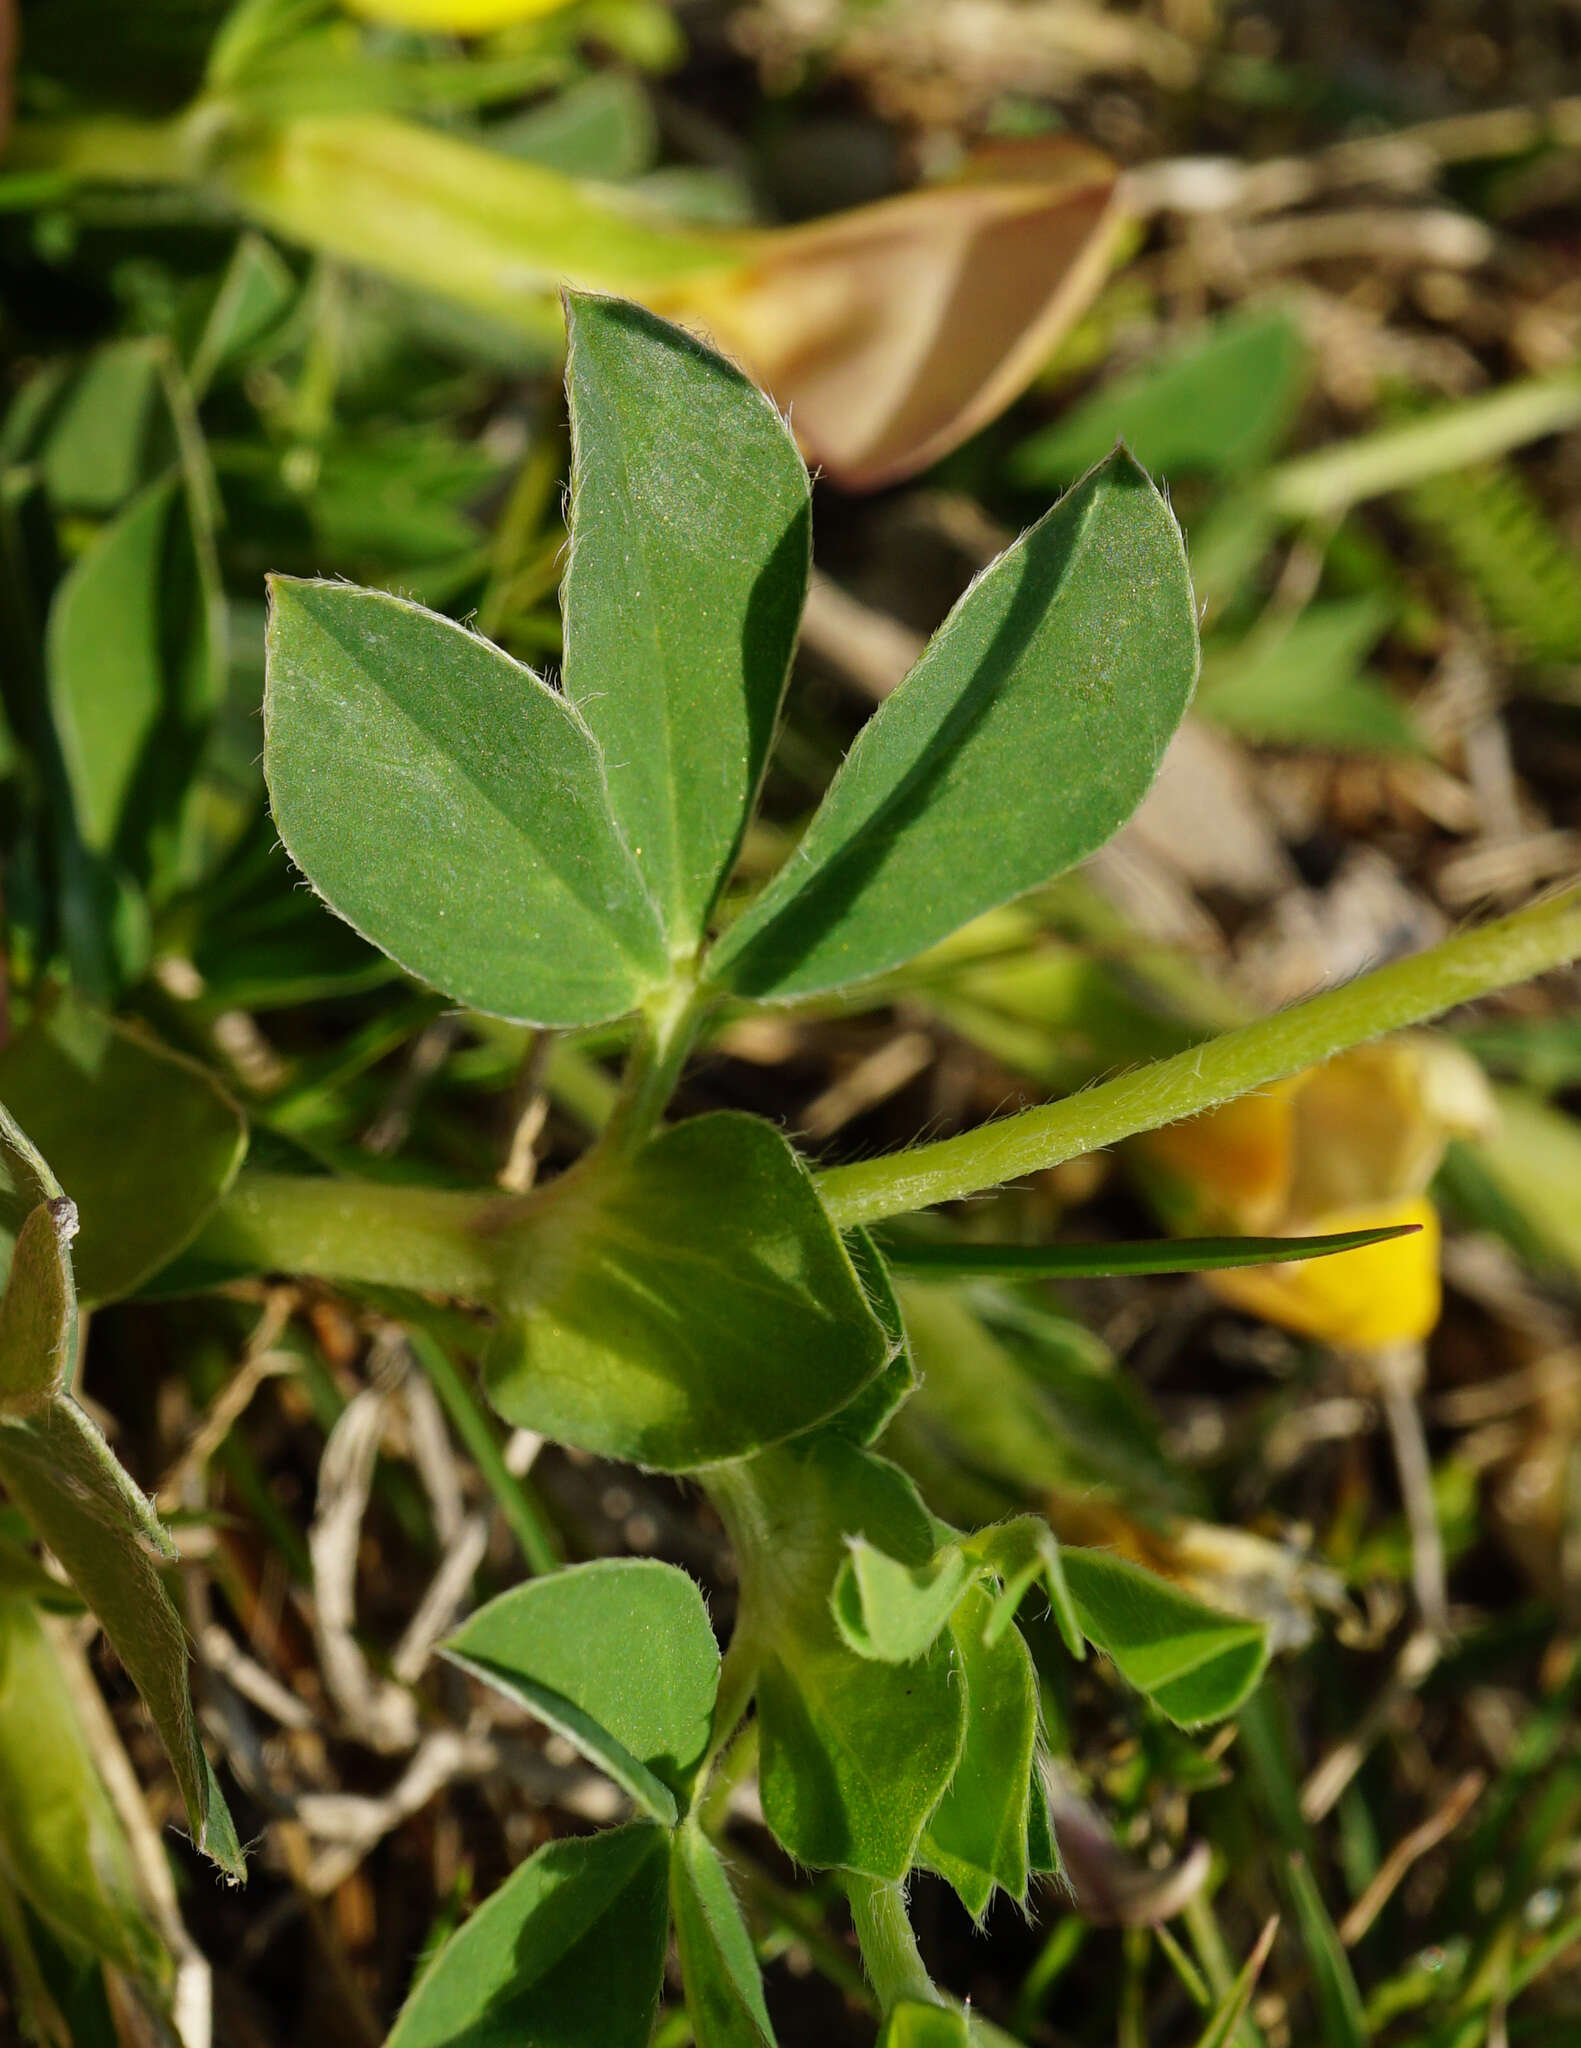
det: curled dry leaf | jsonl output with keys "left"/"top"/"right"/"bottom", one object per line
{"left": 672, "top": 138, "right": 1126, "bottom": 489}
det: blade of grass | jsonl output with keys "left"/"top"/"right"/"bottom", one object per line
{"left": 877, "top": 1224, "right": 1417, "bottom": 1280}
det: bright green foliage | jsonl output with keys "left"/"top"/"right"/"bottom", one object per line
{"left": 670, "top": 1821, "right": 777, "bottom": 2048}
{"left": 264, "top": 576, "right": 669, "bottom": 1026}
{"left": 0, "top": 989, "right": 246, "bottom": 1304}
{"left": 0, "top": 1395, "right": 244, "bottom": 1878}
{"left": 1060, "top": 1547, "right": 1268, "bottom": 1727}
{"left": 1197, "top": 597, "right": 1422, "bottom": 755}
{"left": 386, "top": 1822, "right": 670, "bottom": 2048}
{"left": 37, "top": 341, "right": 164, "bottom": 513}
{"left": 444, "top": 1559, "right": 720, "bottom": 1824}
{"left": 48, "top": 472, "right": 220, "bottom": 856}
{"left": 709, "top": 451, "right": 1198, "bottom": 999}
{"left": 918, "top": 1585, "right": 1038, "bottom": 1919}
{"left": 484, "top": 1112, "right": 888, "bottom": 1469}
{"left": 878, "top": 2003, "right": 971, "bottom": 2047}
{"left": 0, "top": 1594, "right": 166, "bottom": 1983}
{"left": 563, "top": 293, "right": 810, "bottom": 953}
{"left": 831, "top": 1538, "right": 971, "bottom": 1664}
{"left": 721, "top": 1437, "right": 967, "bottom": 1880}
{"left": 1010, "top": 304, "right": 1309, "bottom": 485}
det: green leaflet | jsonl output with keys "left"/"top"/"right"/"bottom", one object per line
{"left": 670, "top": 1821, "right": 777, "bottom": 2048}
{"left": 37, "top": 341, "right": 164, "bottom": 514}
{"left": 563, "top": 292, "right": 810, "bottom": 953}
{"left": 1060, "top": 1547, "right": 1268, "bottom": 1727}
{"left": 1010, "top": 303, "right": 1309, "bottom": 485}
{"left": 831, "top": 1537, "right": 971, "bottom": 1665}
{"left": 444, "top": 1559, "right": 720, "bottom": 1825}
{"left": 0, "top": 1203, "right": 77, "bottom": 1413}
{"left": 708, "top": 451, "right": 1197, "bottom": 999}
{"left": 47, "top": 470, "right": 220, "bottom": 858}
{"left": 717, "top": 1437, "right": 967, "bottom": 1880}
{"left": 919, "top": 1584, "right": 1038, "bottom": 1920}
{"left": 0, "top": 1102, "right": 75, "bottom": 1414}
{"left": 263, "top": 576, "right": 668, "bottom": 1027}
{"left": 0, "top": 1396, "right": 243, "bottom": 1879}
{"left": 387, "top": 1822, "right": 670, "bottom": 2048}
{"left": 825, "top": 1227, "right": 916, "bottom": 1447}
{"left": 1196, "top": 598, "right": 1422, "bottom": 756}
{"left": 0, "top": 989, "right": 246, "bottom": 1305}
{"left": 0, "top": 1595, "right": 166, "bottom": 1984}
{"left": 484, "top": 1112, "right": 888, "bottom": 1470}
{"left": 0, "top": 1094, "right": 239, "bottom": 1876}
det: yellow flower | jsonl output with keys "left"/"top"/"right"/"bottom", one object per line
{"left": 1133, "top": 1039, "right": 1495, "bottom": 1348}
{"left": 343, "top": 0, "right": 575, "bottom": 30}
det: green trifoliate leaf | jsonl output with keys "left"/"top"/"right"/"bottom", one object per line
{"left": 721, "top": 1437, "right": 966, "bottom": 1880}
{"left": 0, "top": 1594, "right": 167, "bottom": 1984}
{"left": 263, "top": 576, "right": 669, "bottom": 1027}
{"left": 919, "top": 1584, "right": 1038, "bottom": 1920}
{"left": 563, "top": 294, "right": 810, "bottom": 952}
{"left": 484, "top": 1112, "right": 889, "bottom": 1470}
{"left": 670, "top": 1821, "right": 776, "bottom": 2048}
{"left": 831, "top": 1537, "right": 971, "bottom": 1664}
{"left": 707, "top": 450, "right": 1197, "bottom": 1000}
{"left": 879, "top": 2004, "right": 971, "bottom": 2048}
{"left": 444, "top": 1559, "right": 719, "bottom": 1825}
{"left": 0, "top": 1397, "right": 242, "bottom": 1877}
{"left": 387, "top": 1822, "right": 669, "bottom": 2048}
{"left": 0, "top": 990, "right": 246, "bottom": 1305}
{"left": 1060, "top": 1548, "right": 1268, "bottom": 1727}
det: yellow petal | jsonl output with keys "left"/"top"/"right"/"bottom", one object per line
{"left": 1203, "top": 1196, "right": 1441, "bottom": 1348}
{"left": 1131, "top": 1083, "right": 1298, "bottom": 1235}
{"left": 1285, "top": 1038, "right": 1495, "bottom": 1218}
{"left": 343, "top": 0, "right": 574, "bottom": 28}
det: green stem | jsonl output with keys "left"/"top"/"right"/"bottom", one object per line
{"left": 192, "top": 1171, "right": 504, "bottom": 1298}
{"left": 817, "top": 887, "right": 1581, "bottom": 1228}
{"left": 845, "top": 1876, "right": 944, "bottom": 2017}
{"left": 1265, "top": 373, "right": 1581, "bottom": 523}
{"left": 599, "top": 978, "right": 708, "bottom": 1157}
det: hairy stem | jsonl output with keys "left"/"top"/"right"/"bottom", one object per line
{"left": 846, "top": 1876, "right": 945, "bottom": 2016}
{"left": 599, "top": 978, "right": 709, "bottom": 1157}
{"left": 817, "top": 887, "right": 1581, "bottom": 1228}
{"left": 190, "top": 1173, "right": 504, "bottom": 1299}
